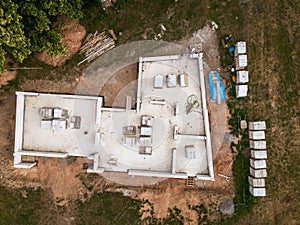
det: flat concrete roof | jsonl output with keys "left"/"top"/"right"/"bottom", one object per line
{"left": 18, "top": 93, "right": 101, "bottom": 157}
{"left": 98, "top": 54, "right": 209, "bottom": 176}
{"left": 14, "top": 53, "right": 214, "bottom": 180}
{"left": 99, "top": 110, "right": 208, "bottom": 175}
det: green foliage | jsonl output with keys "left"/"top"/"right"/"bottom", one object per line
{"left": 141, "top": 201, "right": 185, "bottom": 225}
{"left": 0, "top": 0, "right": 83, "bottom": 72}
{"left": 76, "top": 192, "right": 142, "bottom": 225}
{"left": 0, "top": 0, "right": 30, "bottom": 72}
{"left": 162, "top": 207, "right": 184, "bottom": 225}
{"left": 192, "top": 204, "right": 208, "bottom": 224}
{"left": 0, "top": 186, "right": 42, "bottom": 225}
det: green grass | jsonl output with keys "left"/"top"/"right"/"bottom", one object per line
{"left": 16, "top": 53, "right": 84, "bottom": 82}
{"left": 141, "top": 200, "right": 185, "bottom": 225}
{"left": 222, "top": 1, "right": 300, "bottom": 224}
{"left": 75, "top": 192, "right": 142, "bottom": 225}
{"left": 81, "top": 0, "right": 243, "bottom": 44}
{"left": 0, "top": 186, "right": 43, "bottom": 225}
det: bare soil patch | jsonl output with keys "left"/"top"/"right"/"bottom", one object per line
{"left": 34, "top": 15, "right": 86, "bottom": 67}
{"left": 138, "top": 179, "right": 232, "bottom": 223}
{"left": 0, "top": 70, "right": 17, "bottom": 86}
{"left": 100, "top": 63, "right": 138, "bottom": 107}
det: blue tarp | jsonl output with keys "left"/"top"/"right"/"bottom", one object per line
{"left": 227, "top": 46, "right": 235, "bottom": 54}
{"left": 208, "top": 71, "right": 226, "bottom": 102}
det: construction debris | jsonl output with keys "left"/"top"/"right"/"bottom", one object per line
{"left": 35, "top": 15, "right": 86, "bottom": 67}
{"left": 211, "top": 21, "right": 219, "bottom": 30}
{"left": 78, "top": 31, "right": 115, "bottom": 65}
{"left": 108, "top": 29, "right": 118, "bottom": 41}
{"left": 248, "top": 121, "right": 267, "bottom": 197}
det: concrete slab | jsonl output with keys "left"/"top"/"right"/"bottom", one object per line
{"left": 16, "top": 53, "right": 214, "bottom": 181}
{"left": 22, "top": 94, "right": 99, "bottom": 157}
{"left": 98, "top": 55, "right": 209, "bottom": 176}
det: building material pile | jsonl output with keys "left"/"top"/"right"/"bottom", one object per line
{"left": 35, "top": 15, "right": 86, "bottom": 67}
{"left": 248, "top": 121, "right": 267, "bottom": 197}
{"left": 78, "top": 31, "right": 115, "bottom": 65}
{"left": 234, "top": 41, "right": 249, "bottom": 98}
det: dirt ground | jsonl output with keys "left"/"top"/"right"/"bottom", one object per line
{"left": 0, "top": 24, "right": 234, "bottom": 224}
{"left": 34, "top": 15, "right": 86, "bottom": 67}
{"left": 99, "top": 63, "right": 138, "bottom": 107}
{"left": 139, "top": 179, "right": 232, "bottom": 223}
{"left": 0, "top": 70, "right": 17, "bottom": 86}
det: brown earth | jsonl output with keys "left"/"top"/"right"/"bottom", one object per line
{"left": 99, "top": 63, "right": 138, "bottom": 107}
{"left": 34, "top": 15, "right": 86, "bottom": 67}
{"left": 0, "top": 70, "right": 17, "bottom": 86}
{"left": 0, "top": 62, "right": 18, "bottom": 85}
{"left": 139, "top": 179, "right": 232, "bottom": 223}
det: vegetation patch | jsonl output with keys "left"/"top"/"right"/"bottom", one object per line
{"left": 0, "top": 186, "right": 51, "bottom": 225}
{"left": 76, "top": 192, "right": 142, "bottom": 225}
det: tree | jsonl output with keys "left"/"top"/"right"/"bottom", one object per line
{"left": 0, "top": 0, "right": 83, "bottom": 72}
{"left": 0, "top": 0, "right": 30, "bottom": 71}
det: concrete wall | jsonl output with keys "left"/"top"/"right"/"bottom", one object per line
{"left": 198, "top": 54, "right": 214, "bottom": 181}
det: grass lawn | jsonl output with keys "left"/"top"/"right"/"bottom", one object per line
{"left": 75, "top": 192, "right": 142, "bottom": 225}
{"left": 0, "top": 186, "right": 41, "bottom": 224}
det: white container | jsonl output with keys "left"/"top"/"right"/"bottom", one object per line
{"left": 250, "top": 140, "right": 267, "bottom": 149}
{"left": 236, "top": 70, "right": 249, "bottom": 83}
{"left": 250, "top": 159, "right": 267, "bottom": 169}
{"left": 154, "top": 74, "right": 164, "bottom": 88}
{"left": 235, "top": 41, "right": 247, "bottom": 56}
{"left": 141, "top": 115, "right": 154, "bottom": 126}
{"left": 249, "top": 121, "right": 266, "bottom": 130}
{"left": 236, "top": 85, "right": 248, "bottom": 98}
{"left": 249, "top": 186, "right": 266, "bottom": 197}
{"left": 166, "top": 74, "right": 177, "bottom": 88}
{"left": 140, "top": 126, "right": 152, "bottom": 136}
{"left": 236, "top": 54, "right": 248, "bottom": 69}
{"left": 250, "top": 150, "right": 267, "bottom": 159}
{"left": 248, "top": 176, "right": 265, "bottom": 187}
{"left": 250, "top": 167, "right": 267, "bottom": 178}
{"left": 139, "top": 136, "right": 152, "bottom": 146}
{"left": 240, "top": 120, "right": 247, "bottom": 129}
{"left": 178, "top": 74, "right": 188, "bottom": 87}
{"left": 249, "top": 130, "right": 265, "bottom": 140}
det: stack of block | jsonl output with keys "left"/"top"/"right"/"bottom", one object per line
{"left": 234, "top": 42, "right": 249, "bottom": 98}
{"left": 248, "top": 121, "right": 267, "bottom": 197}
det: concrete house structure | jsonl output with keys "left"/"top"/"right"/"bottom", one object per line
{"left": 14, "top": 52, "right": 215, "bottom": 181}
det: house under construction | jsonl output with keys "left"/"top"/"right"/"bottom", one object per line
{"left": 14, "top": 51, "right": 215, "bottom": 181}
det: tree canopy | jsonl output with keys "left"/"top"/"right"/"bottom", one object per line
{"left": 0, "top": 0, "right": 83, "bottom": 72}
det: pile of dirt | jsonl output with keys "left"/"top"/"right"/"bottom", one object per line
{"left": 0, "top": 62, "right": 18, "bottom": 85}
{"left": 219, "top": 199, "right": 235, "bottom": 215}
{"left": 0, "top": 70, "right": 16, "bottom": 86}
{"left": 34, "top": 15, "right": 86, "bottom": 66}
